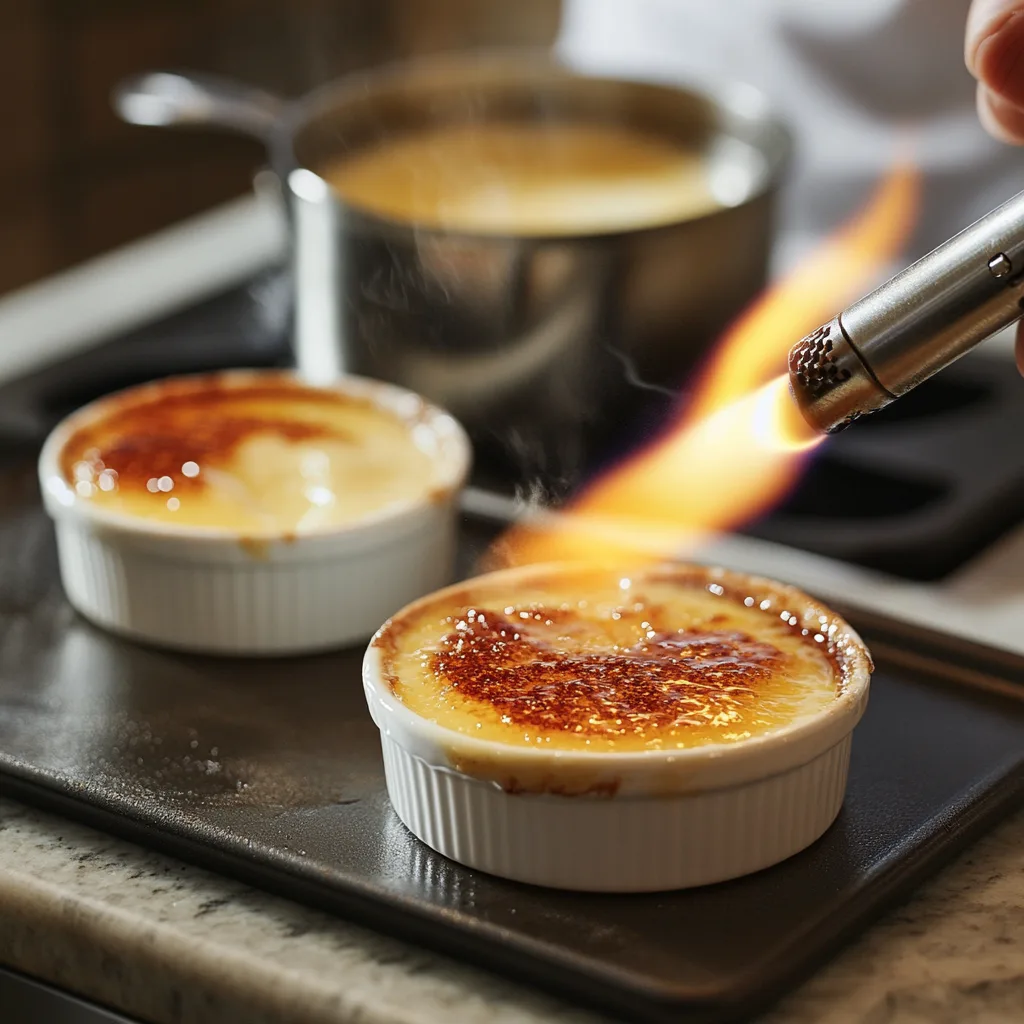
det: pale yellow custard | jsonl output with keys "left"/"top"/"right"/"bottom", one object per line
{"left": 375, "top": 567, "right": 859, "bottom": 754}
{"left": 319, "top": 122, "right": 719, "bottom": 235}
{"left": 59, "top": 375, "right": 438, "bottom": 535}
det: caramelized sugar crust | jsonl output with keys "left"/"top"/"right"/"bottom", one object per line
{"left": 433, "top": 607, "right": 783, "bottom": 735}
{"left": 376, "top": 567, "right": 863, "bottom": 753}
{"left": 60, "top": 377, "right": 352, "bottom": 490}
{"left": 58, "top": 374, "right": 436, "bottom": 534}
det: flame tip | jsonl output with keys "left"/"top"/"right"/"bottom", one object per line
{"left": 496, "top": 161, "right": 919, "bottom": 567}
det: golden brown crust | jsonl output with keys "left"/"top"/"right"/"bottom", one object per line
{"left": 59, "top": 374, "right": 363, "bottom": 494}
{"left": 374, "top": 563, "right": 871, "bottom": 747}
{"left": 429, "top": 605, "right": 787, "bottom": 739}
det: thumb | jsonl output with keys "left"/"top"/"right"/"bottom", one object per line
{"left": 967, "top": 0, "right": 1024, "bottom": 103}
{"left": 966, "top": 0, "right": 1024, "bottom": 141}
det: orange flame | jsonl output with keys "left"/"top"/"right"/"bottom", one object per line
{"left": 495, "top": 162, "right": 920, "bottom": 568}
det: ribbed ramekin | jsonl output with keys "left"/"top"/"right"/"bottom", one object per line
{"left": 38, "top": 371, "right": 470, "bottom": 655}
{"left": 363, "top": 563, "right": 872, "bottom": 892}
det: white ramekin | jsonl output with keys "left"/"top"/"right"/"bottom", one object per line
{"left": 39, "top": 370, "right": 471, "bottom": 656}
{"left": 363, "top": 563, "right": 872, "bottom": 892}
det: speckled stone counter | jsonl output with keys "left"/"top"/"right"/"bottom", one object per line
{"left": 0, "top": 796, "right": 1021, "bottom": 1024}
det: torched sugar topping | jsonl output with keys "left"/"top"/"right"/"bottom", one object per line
{"left": 433, "top": 609, "right": 784, "bottom": 736}
{"left": 377, "top": 568, "right": 858, "bottom": 752}
{"left": 58, "top": 375, "right": 438, "bottom": 535}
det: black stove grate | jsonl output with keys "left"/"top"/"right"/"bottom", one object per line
{"left": 2, "top": 272, "right": 1021, "bottom": 582}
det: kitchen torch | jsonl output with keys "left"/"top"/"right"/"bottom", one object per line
{"left": 789, "top": 189, "right": 1024, "bottom": 434}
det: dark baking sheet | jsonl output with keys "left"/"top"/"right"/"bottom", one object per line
{"left": 1, "top": 278, "right": 1023, "bottom": 1021}
{"left": 1, "top": 462, "right": 1023, "bottom": 1023}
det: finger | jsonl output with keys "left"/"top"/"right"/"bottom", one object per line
{"left": 966, "top": 0, "right": 1024, "bottom": 106}
{"left": 977, "top": 82, "right": 1024, "bottom": 142}
{"left": 1017, "top": 321, "right": 1024, "bottom": 376}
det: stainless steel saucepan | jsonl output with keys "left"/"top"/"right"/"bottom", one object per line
{"left": 115, "top": 53, "right": 790, "bottom": 484}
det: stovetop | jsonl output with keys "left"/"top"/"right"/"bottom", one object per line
{"left": 0, "top": 225, "right": 1022, "bottom": 1024}
{"left": 3, "top": 267, "right": 1021, "bottom": 584}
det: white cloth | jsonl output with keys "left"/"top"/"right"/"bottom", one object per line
{"left": 557, "top": 0, "right": 1024, "bottom": 273}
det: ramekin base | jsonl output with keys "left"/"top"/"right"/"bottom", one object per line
{"left": 379, "top": 732, "right": 852, "bottom": 892}
{"left": 54, "top": 514, "right": 457, "bottom": 656}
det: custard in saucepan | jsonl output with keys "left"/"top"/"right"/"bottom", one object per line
{"left": 320, "top": 122, "right": 718, "bottom": 235}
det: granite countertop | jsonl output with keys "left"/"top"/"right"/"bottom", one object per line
{"left": 0, "top": 796, "right": 1021, "bottom": 1024}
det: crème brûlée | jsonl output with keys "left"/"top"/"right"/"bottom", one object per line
{"left": 56, "top": 374, "right": 441, "bottom": 536}
{"left": 367, "top": 564, "right": 870, "bottom": 889}
{"left": 374, "top": 565, "right": 869, "bottom": 754}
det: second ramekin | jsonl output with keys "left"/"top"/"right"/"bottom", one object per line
{"left": 38, "top": 371, "right": 471, "bottom": 656}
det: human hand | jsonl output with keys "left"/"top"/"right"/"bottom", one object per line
{"left": 966, "top": 0, "right": 1024, "bottom": 372}
{"left": 967, "top": 0, "right": 1024, "bottom": 141}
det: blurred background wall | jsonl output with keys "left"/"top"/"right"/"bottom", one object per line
{"left": 0, "top": 0, "right": 562, "bottom": 297}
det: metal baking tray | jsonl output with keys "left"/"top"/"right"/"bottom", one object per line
{"left": 1, "top": 473, "right": 1022, "bottom": 1023}
{"left": 0, "top": 279, "right": 1022, "bottom": 1021}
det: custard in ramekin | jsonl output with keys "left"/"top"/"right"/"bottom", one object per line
{"left": 39, "top": 371, "right": 470, "bottom": 654}
{"left": 364, "top": 563, "right": 871, "bottom": 891}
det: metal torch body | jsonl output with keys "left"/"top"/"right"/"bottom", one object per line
{"left": 790, "top": 189, "right": 1024, "bottom": 434}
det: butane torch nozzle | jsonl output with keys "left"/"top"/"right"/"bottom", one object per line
{"left": 788, "top": 188, "right": 1024, "bottom": 435}
{"left": 788, "top": 315, "right": 894, "bottom": 434}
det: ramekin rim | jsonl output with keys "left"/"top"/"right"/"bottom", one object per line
{"left": 362, "top": 560, "right": 872, "bottom": 777}
{"left": 37, "top": 369, "right": 472, "bottom": 544}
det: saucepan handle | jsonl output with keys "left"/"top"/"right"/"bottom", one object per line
{"left": 113, "top": 71, "right": 285, "bottom": 142}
